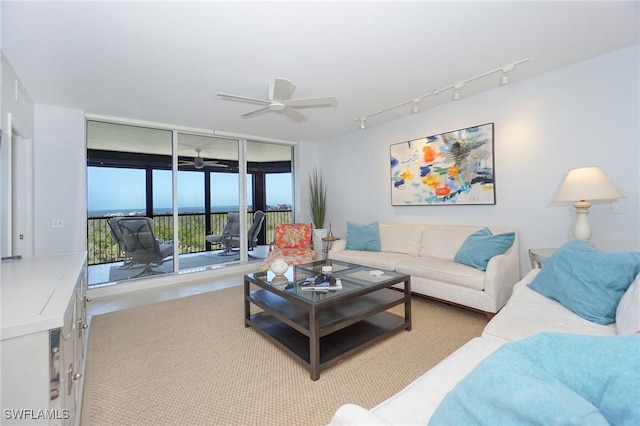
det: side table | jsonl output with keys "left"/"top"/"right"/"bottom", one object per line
{"left": 321, "top": 236, "right": 340, "bottom": 260}
{"left": 529, "top": 248, "right": 556, "bottom": 268}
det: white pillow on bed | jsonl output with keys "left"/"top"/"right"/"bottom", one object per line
{"left": 616, "top": 274, "right": 640, "bottom": 335}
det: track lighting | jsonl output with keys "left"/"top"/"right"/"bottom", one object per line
{"left": 355, "top": 58, "right": 530, "bottom": 129}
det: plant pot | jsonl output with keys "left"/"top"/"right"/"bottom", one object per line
{"left": 313, "top": 228, "right": 328, "bottom": 261}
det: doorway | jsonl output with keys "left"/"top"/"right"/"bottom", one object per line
{"left": 9, "top": 115, "right": 34, "bottom": 258}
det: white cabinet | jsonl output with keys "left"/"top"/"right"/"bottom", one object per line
{"left": 1, "top": 253, "right": 88, "bottom": 426}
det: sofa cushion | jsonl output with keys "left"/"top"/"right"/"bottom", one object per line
{"left": 483, "top": 270, "right": 617, "bottom": 342}
{"left": 379, "top": 224, "right": 422, "bottom": 256}
{"left": 331, "top": 249, "right": 411, "bottom": 271}
{"left": 453, "top": 227, "right": 515, "bottom": 271}
{"left": 346, "top": 221, "right": 381, "bottom": 252}
{"left": 260, "top": 248, "right": 315, "bottom": 271}
{"left": 617, "top": 274, "right": 640, "bottom": 335}
{"left": 395, "top": 257, "right": 485, "bottom": 291}
{"left": 429, "top": 333, "right": 640, "bottom": 426}
{"left": 528, "top": 240, "right": 640, "bottom": 325}
{"left": 419, "top": 226, "right": 476, "bottom": 260}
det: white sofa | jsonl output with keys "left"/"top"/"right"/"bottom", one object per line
{"left": 330, "top": 268, "right": 639, "bottom": 425}
{"left": 328, "top": 223, "right": 520, "bottom": 316}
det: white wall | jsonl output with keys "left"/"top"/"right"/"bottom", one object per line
{"left": 33, "top": 104, "right": 86, "bottom": 256}
{"left": 294, "top": 140, "right": 322, "bottom": 224}
{"left": 318, "top": 46, "right": 640, "bottom": 274}
{"left": 1, "top": 53, "right": 35, "bottom": 258}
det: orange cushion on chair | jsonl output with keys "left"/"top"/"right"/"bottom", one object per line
{"left": 274, "top": 223, "right": 312, "bottom": 249}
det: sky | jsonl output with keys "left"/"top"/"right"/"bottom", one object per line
{"left": 87, "top": 167, "right": 292, "bottom": 212}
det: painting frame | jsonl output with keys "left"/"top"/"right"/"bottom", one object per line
{"left": 390, "top": 123, "right": 495, "bottom": 206}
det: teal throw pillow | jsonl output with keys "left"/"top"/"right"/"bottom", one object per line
{"left": 345, "top": 221, "right": 381, "bottom": 252}
{"left": 528, "top": 240, "right": 640, "bottom": 325}
{"left": 453, "top": 227, "right": 515, "bottom": 271}
{"left": 429, "top": 333, "right": 640, "bottom": 426}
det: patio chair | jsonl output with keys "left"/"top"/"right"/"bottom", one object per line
{"left": 260, "top": 223, "right": 315, "bottom": 271}
{"left": 206, "top": 212, "right": 241, "bottom": 255}
{"left": 107, "top": 216, "right": 136, "bottom": 269}
{"left": 226, "top": 210, "right": 266, "bottom": 254}
{"left": 116, "top": 217, "right": 174, "bottom": 278}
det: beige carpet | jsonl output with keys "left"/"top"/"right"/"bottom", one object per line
{"left": 82, "top": 284, "right": 487, "bottom": 425}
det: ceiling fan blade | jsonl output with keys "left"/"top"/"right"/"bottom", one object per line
{"left": 280, "top": 106, "right": 307, "bottom": 122}
{"left": 270, "top": 78, "right": 296, "bottom": 101}
{"left": 284, "top": 96, "right": 337, "bottom": 108}
{"left": 218, "top": 93, "right": 270, "bottom": 106}
{"left": 203, "top": 162, "right": 228, "bottom": 168}
{"left": 241, "top": 106, "right": 271, "bottom": 118}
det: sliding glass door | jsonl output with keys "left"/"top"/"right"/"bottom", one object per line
{"left": 177, "top": 133, "right": 240, "bottom": 273}
{"left": 86, "top": 120, "right": 295, "bottom": 287}
{"left": 246, "top": 140, "right": 293, "bottom": 245}
{"left": 86, "top": 121, "right": 174, "bottom": 285}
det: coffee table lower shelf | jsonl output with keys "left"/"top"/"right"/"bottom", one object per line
{"left": 247, "top": 311, "right": 405, "bottom": 376}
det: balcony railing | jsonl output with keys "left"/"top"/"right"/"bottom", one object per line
{"left": 87, "top": 210, "right": 292, "bottom": 266}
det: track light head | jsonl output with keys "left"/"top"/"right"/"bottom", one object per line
{"left": 500, "top": 64, "right": 514, "bottom": 85}
{"left": 452, "top": 82, "right": 463, "bottom": 101}
{"left": 412, "top": 99, "right": 420, "bottom": 113}
{"left": 359, "top": 118, "right": 366, "bottom": 129}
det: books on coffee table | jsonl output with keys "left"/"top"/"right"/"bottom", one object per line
{"left": 299, "top": 275, "right": 342, "bottom": 291}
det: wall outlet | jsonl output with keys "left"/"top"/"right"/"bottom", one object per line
{"left": 612, "top": 200, "right": 624, "bottom": 214}
{"left": 52, "top": 219, "right": 65, "bottom": 228}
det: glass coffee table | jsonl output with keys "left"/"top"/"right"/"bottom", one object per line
{"left": 244, "top": 260, "right": 411, "bottom": 380}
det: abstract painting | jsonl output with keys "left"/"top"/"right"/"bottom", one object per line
{"left": 390, "top": 123, "right": 495, "bottom": 205}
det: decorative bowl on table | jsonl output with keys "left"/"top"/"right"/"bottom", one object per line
{"left": 270, "top": 259, "right": 289, "bottom": 275}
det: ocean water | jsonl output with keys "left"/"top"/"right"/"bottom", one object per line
{"left": 89, "top": 206, "right": 240, "bottom": 217}
{"left": 88, "top": 204, "right": 290, "bottom": 217}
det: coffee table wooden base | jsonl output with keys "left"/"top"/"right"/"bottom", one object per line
{"left": 244, "top": 269, "right": 411, "bottom": 380}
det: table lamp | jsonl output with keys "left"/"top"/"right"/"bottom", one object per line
{"left": 553, "top": 166, "right": 624, "bottom": 240}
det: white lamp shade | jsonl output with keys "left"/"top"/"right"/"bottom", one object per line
{"left": 553, "top": 166, "right": 624, "bottom": 202}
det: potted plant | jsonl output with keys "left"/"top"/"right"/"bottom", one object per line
{"left": 308, "top": 168, "right": 328, "bottom": 257}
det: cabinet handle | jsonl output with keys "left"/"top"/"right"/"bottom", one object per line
{"left": 85, "top": 297, "right": 91, "bottom": 303}
{"left": 72, "top": 373, "right": 82, "bottom": 381}
{"left": 67, "top": 364, "right": 73, "bottom": 395}
{"left": 82, "top": 323, "right": 88, "bottom": 329}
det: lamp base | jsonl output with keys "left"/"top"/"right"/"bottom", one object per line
{"left": 573, "top": 200, "right": 592, "bottom": 241}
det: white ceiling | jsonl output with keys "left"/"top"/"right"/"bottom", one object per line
{"left": 2, "top": 1, "right": 639, "bottom": 143}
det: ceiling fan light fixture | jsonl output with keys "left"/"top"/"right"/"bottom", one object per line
{"left": 269, "top": 101, "right": 286, "bottom": 111}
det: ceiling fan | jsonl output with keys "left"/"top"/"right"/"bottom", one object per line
{"left": 218, "top": 78, "right": 337, "bottom": 122}
{"left": 178, "top": 149, "right": 228, "bottom": 169}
